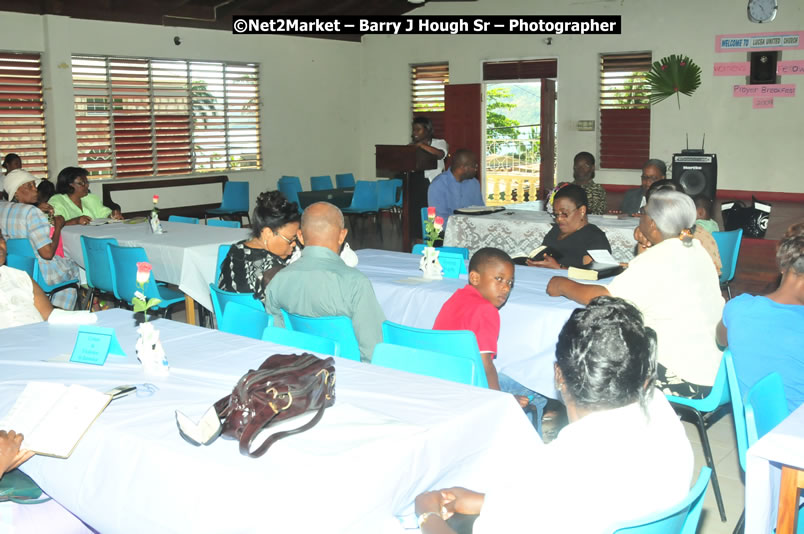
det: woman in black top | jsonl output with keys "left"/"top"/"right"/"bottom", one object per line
{"left": 528, "top": 183, "right": 611, "bottom": 269}
{"left": 218, "top": 190, "right": 300, "bottom": 301}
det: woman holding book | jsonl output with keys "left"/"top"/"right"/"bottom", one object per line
{"left": 49, "top": 167, "right": 123, "bottom": 224}
{"left": 526, "top": 183, "right": 611, "bottom": 269}
{"left": 545, "top": 190, "right": 724, "bottom": 398}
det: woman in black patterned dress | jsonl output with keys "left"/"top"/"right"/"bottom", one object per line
{"left": 217, "top": 190, "right": 300, "bottom": 302}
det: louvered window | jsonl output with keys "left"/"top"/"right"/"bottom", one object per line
{"left": 411, "top": 63, "right": 448, "bottom": 138}
{"left": 0, "top": 52, "right": 47, "bottom": 177}
{"left": 483, "top": 59, "right": 557, "bottom": 81}
{"left": 73, "top": 55, "right": 260, "bottom": 179}
{"left": 599, "top": 52, "right": 651, "bottom": 170}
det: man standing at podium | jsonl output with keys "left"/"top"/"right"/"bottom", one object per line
{"left": 410, "top": 117, "right": 448, "bottom": 238}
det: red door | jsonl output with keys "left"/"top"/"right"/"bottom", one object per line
{"left": 539, "top": 78, "right": 556, "bottom": 198}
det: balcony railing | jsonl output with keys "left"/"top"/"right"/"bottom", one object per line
{"left": 485, "top": 127, "right": 541, "bottom": 206}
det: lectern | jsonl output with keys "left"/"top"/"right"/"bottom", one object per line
{"left": 375, "top": 145, "right": 437, "bottom": 252}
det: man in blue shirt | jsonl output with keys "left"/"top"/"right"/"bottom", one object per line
{"left": 427, "top": 149, "right": 483, "bottom": 229}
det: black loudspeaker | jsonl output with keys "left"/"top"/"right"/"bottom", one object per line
{"left": 750, "top": 51, "right": 778, "bottom": 84}
{"left": 672, "top": 153, "right": 717, "bottom": 200}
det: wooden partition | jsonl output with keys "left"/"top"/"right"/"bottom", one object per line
{"left": 102, "top": 175, "right": 228, "bottom": 219}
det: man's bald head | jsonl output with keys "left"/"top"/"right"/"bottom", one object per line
{"left": 300, "top": 202, "right": 348, "bottom": 253}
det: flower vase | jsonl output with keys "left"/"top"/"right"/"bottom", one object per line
{"left": 136, "top": 321, "right": 170, "bottom": 376}
{"left": 419, "top": 246, "right": 443, "bottom": 280}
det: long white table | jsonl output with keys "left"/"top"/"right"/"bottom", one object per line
{"left": 356, "top": 249, "right": 598, "bottom": 398}
{"left": 0, "top": 309, "right": 541, "bottom": 533}
{"left": 444, "top": 208, "right": 640, "bottom": 262}
{"left": 746, "top": 403, "right": 804, "bottom": 533}
{"left": 61, "top": 221, "right": 249, "bottom": 323}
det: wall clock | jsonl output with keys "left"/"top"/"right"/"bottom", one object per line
{"left": 748, "top": 0, "right": 778, "bottom": 23}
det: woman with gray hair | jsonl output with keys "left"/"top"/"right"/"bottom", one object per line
{"left": 546, "top": 190, "right": 725, "bottom": 398}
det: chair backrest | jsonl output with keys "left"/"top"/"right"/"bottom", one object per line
{"left": 744, "top": 372, "right": 789, "bottom": 444}
{"left": 262, "top": 325, "right": 340, "bottom": 357}
{"left": 280, "top": 310, "right": 360, "bottom": 361}
{"left": 421, "top": 207, "right": 429, "bottom": 238}
{"left": 209, "top": 283, "right": 266, "bottom": 327}
{"left": 80, "top": 236, "right": 118, "bottom": 294}
{"left": 410, "top": 244, "right": 470, "bottom": 261}
{"left": 7, "top": 237, "right": 76, "bottom": 292}
{"left": 5, "top": 238, "right": 35, "bottom": 258}
{"left": 372, "top": 343, "right": 477, "bottom": 386}
{"left": 310, "top": 175, "right": 333, "bottom": 191}
{"left": 219, "top": 302, "right": 274, "bottom": 339}
{"left": 220, "top": 181, "right": 249, "bottom": 212}
{"left": 666, "top": 355, "right": 731, "bottom": 413}
{"left": 376, "top": 179, "right": 397, "bottom": 209}
{"left": 335, "top": 173, "right": 355, "bottom": 189}
{"left": 168, "top": 215, "right": 199, "bottom": 224}
{"left": 207, "top": 219, "right": 241, "bottom": 228}
{"left": 381, "top": 321, "right": 488, "bottom": 388}
{"left": 610, "top": 467, "right": 712, "bottom": 534}
{"left": 278, "top": 176, "right": 303, "bottom": 212}
{"left": 106, "top": 244, "right": 160, "bottom": 302}
{"left": 347, "top": 181, "right": 379, "bottom": 211}
{"left": 724, "top": 349, "right": 750, "bottom": 472}
{"left": 390, "top": 178, "right": 403, "bottom": 207}
{"left": 214, "top": 244, "right": 230, "bottom": 284}
{"left": 5, "top": 253, "right": 36, "bottom": 277}
{"left": 711, "top": 229, "right": 743, "bottom": 284}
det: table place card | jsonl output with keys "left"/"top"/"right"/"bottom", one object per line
{"left": 70, "top": 326, "right": 126, "bottom": 365}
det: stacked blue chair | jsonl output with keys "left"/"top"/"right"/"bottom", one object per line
{"left": 341, "top": 181, "right": 381, "bottom": 239}
{"left": 80, "top": 236, "right": 119, "bottom": 311}
{"left": 206, "top": 181, "right": 250, "bottom": 226}
{"left": 6, "top": 238, "right": 79, "bottom": 308}
{"left": 665, "top": 357, "right": 731, "bottom": 522}
{"left": 609, "top": 467, "right": 712, "bottom": 534}
{"left": 207, "top": 219, "right": 241, "bottom": 229}
{"left": 310, "top": 175, "right": 334, "bottom": 191}
{"left": 218, "top": 302, "right": 273, "bottom": 339}
{"left": 278, "top": 176, "right": 303, "bottom": 213}
{"left": 280, "top": 310, "right": 360, "bottom": 361}
{"left": 381, "top": 321, "right": 489, "bottom": 388}
{"left": 712, "top": 229, "right": 743, "bottom": 299}
{"left": 209, "top": 283, "right": 266, "bottom": 329}
{"left": 372, "top": 343, "right": 477, "bottom": 386}
{"left": 106, "top": 244, "right": 184, "bottom": 318}
{"left": 335, "top": 173, "right": 356, "bottom": 189}
{"left": 390, "top": 178, "right": 403, "bottom": 210}
{"left": 262, "top": 326, "right": 340, "bottom": 357}
{"left": 376, "top": 180, "right": 397, "bottom": 210}
{"left": 167, "top": 215, "right": 199, "bottom": 224}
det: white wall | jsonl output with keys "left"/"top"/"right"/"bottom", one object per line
{"left": 359, "top": 0, "right": 804, "bottom": 193}
{"left": 0, "top": 12, "right": 362, "bottom": 212}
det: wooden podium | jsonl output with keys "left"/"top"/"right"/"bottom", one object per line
{"left": 375, "top": 145, "right": 437, "bottom": 252}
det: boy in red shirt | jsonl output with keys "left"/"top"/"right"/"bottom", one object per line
{"left": 433, "top": 247, "right": 548, "bottom": 434}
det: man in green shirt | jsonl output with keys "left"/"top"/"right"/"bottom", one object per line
{"left": 264, "top": 202, "right": 385, "bottom": 362}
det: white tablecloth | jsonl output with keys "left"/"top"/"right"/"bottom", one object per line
{"left": 356, "top": 249, "right": 599, "bottom": 397}
{"left": 0, "top": 309, "right": 541, "bottom": 534}
{"left": 61, "top": 221, "right": 249, "bottom": 311}
{"left": 745, "top": 403, "right": 804, "bottom": 533}
{"left": 444, "top": 209, "right": 640, "bottom": 262}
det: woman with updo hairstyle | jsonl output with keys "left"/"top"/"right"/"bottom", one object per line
{"left": 546, "top": 190, "right": 725, "bottom": 399}
{"left": 217, "top": 190, "right": 300, "bottom": 301}
{"left": 412, "top": 297, "right": 693, "bottom": 533}
{"left": 527, "top": 183, "right": 611, "bottom": 269}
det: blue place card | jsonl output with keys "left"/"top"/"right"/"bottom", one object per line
{"left": 70, "top": 326, "right": 126, "bottom": 365}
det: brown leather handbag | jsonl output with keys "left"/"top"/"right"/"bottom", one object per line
{"left": 213, "top": 353, "right": 336, "bottom": 458}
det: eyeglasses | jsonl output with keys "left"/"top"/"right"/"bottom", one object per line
{"left": 73, "top": 179, "right": 89, "bottom": 186}
{"left": 494, "top": 276, "right": 514, "bottom": 289}
{"left": 274, "top": 231, "right": 297, "bottom": 245}
{"left": 552, "top": 207, "right": 579, "bottom": 220}
{"left": 640, "top": 174, "right": 662, "bottom": 181}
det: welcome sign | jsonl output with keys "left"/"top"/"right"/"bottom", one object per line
{"left": 716, "top": 31, "right": 804, "bottom": 53}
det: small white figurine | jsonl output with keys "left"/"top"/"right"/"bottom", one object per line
{"left": 340, "top": 242, "right": 359, "bottom": 268}
{"left": 419, "top": 247, "right": 443, "bottom": 280}
{"left": 136, "top": 322, "right": 169, "bottom": 376}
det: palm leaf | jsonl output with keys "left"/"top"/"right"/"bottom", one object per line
{"left": 646, "top": 55, "right": 702, "bottom": 108}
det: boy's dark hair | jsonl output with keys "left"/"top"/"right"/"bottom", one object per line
{"left": 2, "top": 153, "right": 21, "bottom": 170}
{"left": 692, "top": 194, "right": 713, "bottom": 219}
{"left": 553, "top": 183, "right": 589, "bottom": 209}
{"left": 37, "top": 178, "right": 56, "bottom": 203}
{"left": 644, "top": 179, "right": 678, "bottom": 203}
{"left": 573, "top": 151, "right": 595, "bottom": 166}
{"left": 469, "top": 247, "right": 513, "bottom": 273}
{"left": 412, "top": 116, "right": 434, "bottom": 136}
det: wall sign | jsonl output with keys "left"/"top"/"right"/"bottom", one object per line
{"left": 753, "top": 97, "right": 774, "bottom": 108}
{"left": 732, "top": 84, "right": 796, "bottom": 97}
{"left": 716, "top": 31, "right": 804, "bottom": 52}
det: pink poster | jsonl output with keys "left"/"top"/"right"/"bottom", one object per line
{"left": 753, "top": 97, "right": 774, "bottom": 109}
{"left": 777, "top": 60, "right": 804, "bottom": 75}
{"left": 733, "top": 84, "right": 796, "bottom": 97}
{"left": 716, "top": 31, "right": 804, "bottom": 52}
{"left": 714, "top": 62, "right": 750, "bottom": 76}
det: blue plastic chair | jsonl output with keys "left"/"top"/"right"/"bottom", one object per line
{"left": 168, "top": 215, "right": 199, "bottom": 224}
{"left": 80, "top": 236, "right": 119, "bottom": 310}
{"left": 262, "top": 326, "right": 340, "bottom": 357}
{"left": 207, "top": 219, "right": 241, "bottom": 229}
{"left": 310, "top": 175, "right": 333, "bottom": 191}
{"left": 712, "top": 229, "right": 743, "bottom": 299}
{"left": 209, "top": 283, "right": 266, "bottom": 328}
{"left": 665, "top": 356, "right": 730, "bottom": 522}
{"left": 390, "top": 178, "right": 403, "bottom": 209}
{"left": 278, "top": 176, "right": 303, "bottom": 214}
{"left": 372, "top": 343, "right": 478, "bottom": 386}
{"left": 218, "top": 302, "right": 274, "bottom": 339}
{"left": 335, "top": 173, "right": 355, "bottom": 189}
{"left": 6, "top": 238, "right": 80, "bottom": 306}
{"left": 376, "top": 180, "right": 397, "bottom": 210}
{"left": 5, "top": 253, "right": 36, "bottom": 277}
{"left": 106, "top": 244, "right": 184, "bottom": 318}
{"left": 280, "top": 310, "right": 360, "bottom": 361}
{"left": 342, "top": 181, "right": 381, "bottom": 239}
{"left": 610, "top": 467, "right": 712, "bottom": 534}
{"left": 214, "top": 244, "right": 230, "bottom": 284}
{"left": 206, "top": 181, "right": 250, "bottom": 225}
{"left": 411, "top": 244, "right": 470, "bottom": 260}
{"left": 380, "top": 321, "right": 489, "bottom": 388}
{"left": 744, "top": 372, "right": 789, "bottom": 448}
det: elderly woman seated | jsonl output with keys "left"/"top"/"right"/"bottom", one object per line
{"left": 49, "top": 167, "right": 123, "bottom": 224}
{"left": 547, "top": 190, "right": 725, "bottom": 398}
{"left": 719, "top": 221, "right": 804, "bottom": 411}
{"left": 218, "top": 190, "right": 300, "bottom": 301}
{"left": 414, "top": 297, "right": 693, "bottom": 533}
{"left": 0, "top": 170, "right": 80, "bottom": 310}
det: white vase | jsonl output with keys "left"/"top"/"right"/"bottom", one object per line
{"left": 136, "top": 321, "right": 170, "bottom": 376}
{"left": 419, "top": 246, "right": 443, "bottom": 280}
